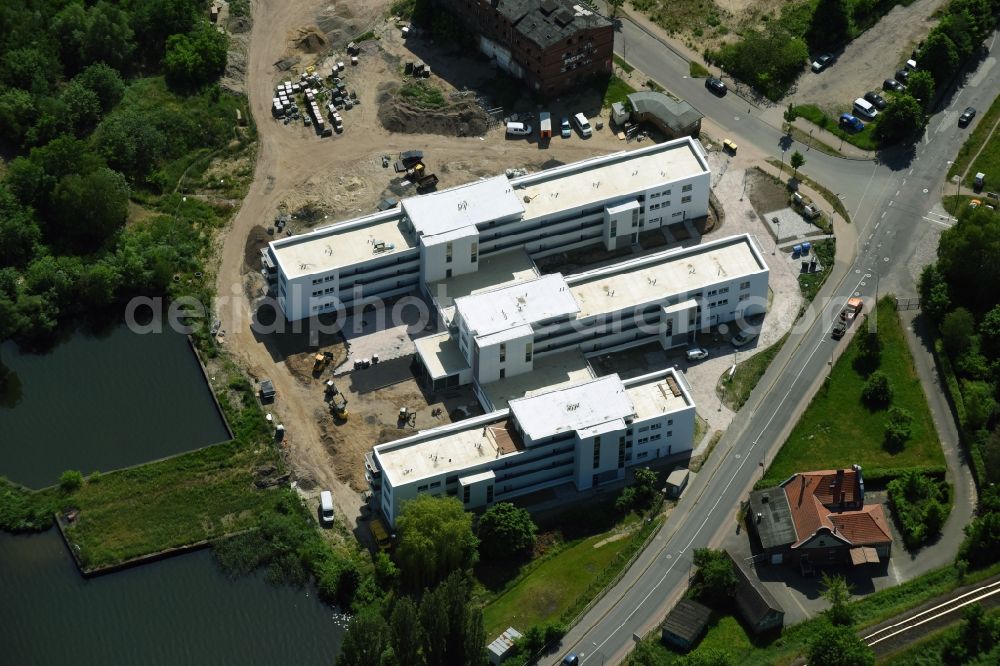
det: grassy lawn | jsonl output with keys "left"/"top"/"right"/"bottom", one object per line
{"left": 948, "top": 92, "right": 1000, "bottom": 184}
{"left": 762, "top": 299, "right": 944, "bottom": 486}
{"left": 399, "top": 80, "right": 447, "bottom": 109}
{"left": 63, "top": 441, "right": 283, "bottom": 571}
{"left": 718, "top": 333, "right": 789, "bottom": 411}
{"left": 689, "top": 61, "right": 711, "bottom": 78}
{"left": 765, "top": 159, "right": 851, "bottom": 223}
{"left": 614, "top": 54, "right": 635, "bottom": 74}
{"left": 482, "top": 525, "right": 637, "bottom": 637}
{"left": 792, "top": 104, "right": 879, "bottom": 152}
{"left": 604, "top": 75, "right": 637, "bottom": 108}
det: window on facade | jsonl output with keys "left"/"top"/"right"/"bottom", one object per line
{"left": 486, "top": 485, "right": 494, "bottom": 503}
{"left": 719, "top": 287, "right": 729, "bottom": 293}
{"left": 430, "top": 481, "right": 440, "bottom": 488}
{"left": 417, "top": 484, "right": 428, "bottom": 491}
{"left": 667, "top": 431, "right": 673, "bottom": 437}
{"left": 592, "top": 438, "right": 600, "bottom": 469}
{"left": 312, "top": 278, "right": 322, "bottom": 285}
{"left": 672, "top": 211, "right": 683, "bottom": 217}
{"left": 470, "top": 242, "right": 478, "bottom": 262}
{"left": 650, "top": 192, "right": 660, "bottom": 199}
{"left": 681, "top": 195, "right": 692, "bottom": 203}
{"left": 445, "top": 242, "right": 453, "bottom": 263}
{"left": 463, "top": 486, "right": 470, "bottom": 503}
{"left": 651, "top": 423, "right": 661, "bottom": 430}
{"left": 668, "top": 419, "right": 673, "bottom": 426}
{"left": 739, "top": 294, "right": 749, "bottom": 302}
{"left": 740, "top": 281, "right": 751, "bottom": 289}
{"left": 682, "top": 184, "right": 693, "bottom": 192}
{"left": 609, "top": 221, "right": 617, "bottom": 238}
{"left": 525, "top": 343, "right": 533, "bottom": 362}
{"left": 499, "top": 343, "right": 506, "bottom": 362}
{"left": 708, "top": 290, "right": 717, "bottom": 296}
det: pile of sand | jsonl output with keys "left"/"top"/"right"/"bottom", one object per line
{"left": 378, "top": 95, "right": 489, "bottom": 137}
{"left": 294, "top": 26, "right": 329, "bottom": 53}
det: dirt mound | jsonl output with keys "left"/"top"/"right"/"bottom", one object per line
{"left": 293, "top": 26, "right": 329, "bottom": 54}
{"left": 243, "top": 225, "right": 269, "bottom": 271}
{"left": 378, "top": 96, "right": 488, "bottom": 137}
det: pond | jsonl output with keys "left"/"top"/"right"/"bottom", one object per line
{"left": 0, "top": 321, "right": 230, "bottom": 488}
{"left": 0, "top": 531, "right": 345, "bottom": 663}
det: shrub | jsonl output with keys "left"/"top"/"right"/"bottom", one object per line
{"left": 477, "top": 502, "right": 537, "bottom": 560}
{"left": 888, "top": 471, "right": 951, "bottom": 549}
{"left": 884, "top": 406, "right": 913, "bottom": 451}
{"left": 59, "top": 469, "right": 84, "bottom": 493}
{"left": 862, "top": 371, "right": 892, "bottom": 408}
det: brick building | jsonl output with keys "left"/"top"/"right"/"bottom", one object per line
{"left": 434, "top": 0, "right": 613, "bottom": 96}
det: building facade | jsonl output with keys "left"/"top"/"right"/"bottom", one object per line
{"left": 366, "top": 368, "right": 696, "bottom": 527}
{"left": 263, "top": 137, "right": 713, "bottom": 322}
{"left": 434, "top": 0, "right": 614, "bottom": 96}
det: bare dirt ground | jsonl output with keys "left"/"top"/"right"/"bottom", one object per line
{"left": 214, "top": 0, "right": 628, "bottom": 525}
{"left": 786, "top": 0, "right": 948, "bottom": 112}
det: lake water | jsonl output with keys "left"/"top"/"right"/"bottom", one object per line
{"left": 0, "top": 531, "right": 345, "bottom": 663}
{"left": 0, "top": 322, "right": 346, "bottom": 662}
{"left": 0, "top": 322, "right": 231, "bottom": 488}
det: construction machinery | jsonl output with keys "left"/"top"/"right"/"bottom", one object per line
{"left": 326, "top": 380, "right": 348, "bottom": 421}
{"left": 313, "top": 350, "right": 334, "bottom": 374}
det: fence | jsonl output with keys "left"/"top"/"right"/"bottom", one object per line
{"left": 896, "top": 298, "right": 920, "bottom": 311}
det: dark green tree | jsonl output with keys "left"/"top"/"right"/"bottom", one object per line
{"left": 62, "top": 80, "right": 103, "bottom": 136}
{"left": 477, "top": 502, "right": 537, "bottom": 560}
{"left": 884, "top": 406, "right": 913, "bottom": 451}
{"left": 960, "top": 511, "right": 1000, "bottom": 567}
{"left": 389, "top": 598, "right": 423, "bottom": 666}
{"left": 94, "top": 110, "right": 167, "bottom": 180}
{"left": 937, "top": 207, "right": 1000, "bottom": 315}
{"left": 918, "top": 30, "right": 959, "bottom": 86}
{"left": 821, "top": 573, "right": 854, "bottom": 625}
{"left": 941, "top": 307, "right": 976, "bottom": 358}
{"left": 692, "top": 548, "right": 737, "bottom": 606}
{"left": 962, "top": 379, "right": 997, "bottom": 431}
{"left": 419, "top": 582, "right": 449, "bottom": 666}
{"left": 164, "top": 21, "right": 229, "bottom": 91}
{"left": 941, "top": 603, "right": 1000, "bottom": 663}
{"left": 0, "top": 185, "right": 41, "bottom": 267}
{"left": 807, "top": 0, "right": 852, "bottom": 51}
{"left": 861, "top": 371, "right": 892, "bottom": 408}
{"left": 874, "top": 95, "right": 924, "bottom": 145}
{"left": 0, "top": 87, "right": 36, "bottom": 146}
{"left": 132, "top": 0, "right": 202, "bottom": 59}
{"left": 81, "top": 2, "right": 135, "bottom": 72}
{"left": 74, "top": 63, "right": 125, "bottom": 112}
{"left": 336, "top": 607, "right": 392, "bottom": 666}
{"left": 919, "top": 263, "right": 951, "bottom": 324}
{"left": 395, "top": 495, "right": 478, "bottom": 591}
{"left": 906, "top": 70, "right": 935, "bottom": 111}
{"left": 59, "top": 469, "right": 83, "bottom": 492}
{"left": 790, "top": 150, "right": 805, "bottom": 178}
{"left": 978, "top": 305, "right": 1000, "bottom": 359}
{"left": 51, "top": 167, "right": 129, "bottom": 250}
{"left": 807, "top": 620, "right": 875, "bottom": 666}
{"left": 0, "top": 47, "right": 62, "bottom": 92}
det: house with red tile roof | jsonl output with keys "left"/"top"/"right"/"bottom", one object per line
{"left": 747, "top": 465, "right": 892, "bottom": 568}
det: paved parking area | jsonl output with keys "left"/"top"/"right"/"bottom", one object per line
{"left": 334, "top": 296, "right": 438, "bottom": 375}
{"left": 763, "top": 207, "right": 824, "bottom": 244}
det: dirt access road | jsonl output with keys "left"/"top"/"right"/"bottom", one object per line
{"left": 214, "top": 0, "right": 625, "bottom": 525}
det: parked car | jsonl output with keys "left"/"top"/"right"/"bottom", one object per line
{"left": 839, "top": 113, "right": 865, "bottom": 132}
{"left": 811, "top": 53, "right": 834, "bottom": 72}
{"left": 732, "top": 330, "right": 757, "bottom": 347}
{"left": 686, "top": 347, "right": 709, "bottom": 362}
{"left": 894, "top": 68, "right": 910, "bottom": 83}
{"left": 722, "top": 138, "right": 738, "bottom": 154}
{"left": 705, "top": 77, "right": 727, "bottom": 96}
{"left": 883, "top": 78, "right": 906, "bottom": 93}
{"left": 959, "top": 107, "right": 977, "bottom": 127}
{"left": 319, "top": 490, "right": 335, "bottom": 526}
{"left": 505, "top": 121, "right": 532, "bottom": 137}
{"left": 853, "top": 98, "right": 878, "bottom": 120}
{"left": 561, "top": 655, "right": 579, "bottom": 666}
{"left": 573, "top": 112, "right": 592, "bottom": 138}
{"left": 560, "top": 116, "right": 572, "bottom": 139}
{"left": 864, "top": 91, "right": 887, "bottom": 110}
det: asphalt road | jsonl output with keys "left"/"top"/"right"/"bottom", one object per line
{"left": 550, "top": 21, "right": 1000, "bottom": 666}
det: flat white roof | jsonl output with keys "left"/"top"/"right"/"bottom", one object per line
{"left": 626, "top": 375, "right": 691, "bottom": 420}
{"left": 376, "top": 416, "right": 513, "bottom": 485}
{"left": 509, "top": 374, "right": 634, "bottom": 441}
{"left": 568, "top": 234, "right": 766, "bottom": 319}
{"left": 414, "top": 332, "right": 469, "bottom": 379}
{"left": 428, "top": 249, "right": 538, "bottom": 304}
{"left": 401, "top": 176, "right": 524, "bottom": 237}
{"left": 512, "top": 138, "right": 708, "bottom": 219}
{"left": 270, "top": 214, "right": 415, "bottom": 279}
{"left": 481, "top": 349, "right": 595, "bottom": 411}
{"left": 455, "top": 274, "right": 580, "bottom": 337}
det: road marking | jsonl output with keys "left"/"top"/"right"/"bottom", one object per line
{"left": 908, "top": 169, "right": 914, "bottom": 175}
{"left": 880, "top": 211, "right": 886, "bottom": 219}
{"left": 901, "top": 179, "right": 906, "bottom": 185}
{"left": 895, "top": 190, "right": 900, "bottom": 196}
{"left": 875, "top": 222, "right": 880, "bottom": 230}
{"left": 923, "top": 216, "right": 954, "bottom": 228}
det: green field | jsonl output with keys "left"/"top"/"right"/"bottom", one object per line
{"left": 482, "top": 521, "right": 640, "bottom": 637}
{"left": 62, "top": 441, "right": 283, "bottom": 570}
{"left": 792, "top": 104, "right": 879, "bottom": 152}
{"left": 762, "top": 299, "right": 943, "bottom": 486}
{"left": 948, "top": 92, "right": 1000, "bottom": 186}
{"left": 604, "top": 75, "right": 637, "bottom": 108}
{"left": 718, "top": 334, "right": 789, "bottom": 411}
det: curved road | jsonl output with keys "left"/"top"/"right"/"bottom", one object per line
{"left": 552, "top": 19, "right": 1000, "bottom": 665}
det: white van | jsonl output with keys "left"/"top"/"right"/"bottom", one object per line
{"left": 505, "top": 121, "right": 532, "bottom": 137}
{"left": 852, "top": 98, "right": 877, "bottom": 120}
{"left": 573, "top": 112, "right": 592, "bottom": 138}
{"left": 319, "top": 490, "right": 335, "bottom": 525}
